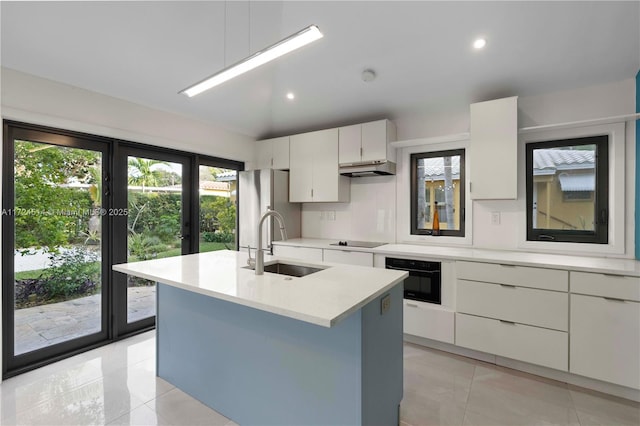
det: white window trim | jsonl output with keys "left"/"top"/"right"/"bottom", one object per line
{"left": 517, "top": 122, "right": 626, "bottom": 256}
{"left": 397, "top": 140, "right": 473, "bottom": 246}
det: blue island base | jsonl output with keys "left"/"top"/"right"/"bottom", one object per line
{"left": 156, "top": 283, "right": 404, "bottom": 426}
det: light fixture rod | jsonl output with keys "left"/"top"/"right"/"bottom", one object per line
{"left": 180, "top": 24, "right": 323, "bottom": 97}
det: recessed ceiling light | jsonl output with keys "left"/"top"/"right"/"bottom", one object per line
{"left": 286, "top": 92, "right": 295, "bottom": 100}
{"left": 473, "top": 38, "right": 487, "bottom": 49}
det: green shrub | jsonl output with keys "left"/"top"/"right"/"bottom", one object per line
{"left": 43, "top": 247, "right": 100, "bottom": 299}
{"left": 202, "top": 231, "right": 235, "bottom": 243}
{"left": 128, "top": 233, "right": 168, "bottom": 260}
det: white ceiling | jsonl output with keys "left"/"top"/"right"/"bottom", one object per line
{"left": 1, "top": 1, "right": 638, "bottom": 139}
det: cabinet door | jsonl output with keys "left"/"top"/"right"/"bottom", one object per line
{"left": 255, "top": 140, "right": 273, "bottom": 169}
{"left": 273, "top": 245, "right": 323, "bottom": 262}
{"left": 361, "top": 120, "right": 388, "bottom": 163}
{"left": 456, "top": 313, "right": 568, "bottom": 371}
{"left": 404, "top": 300, "right": 454, "bottom": 344}
{"left": 338, "top": 124, "right": 362, "bottom": 165}
{"left": 457, "top": 280, "right": 568, "bottom": 331}
{"left": 323, "top": 249, "right": 373, "bottom": 266}
{"left": 271, "top": 137, "right": 290, "bottom": 170}
{"left": 470, "top": 97, "right": 518, "bottom": 200}
{"left": 311, "top": 128, "right": 343, "bottom": 202}
{"left": 570, "top": 294, "right": 640, "bottom": 389}
{"left": 289, "top": 134, "right": 314, "bottom": 202}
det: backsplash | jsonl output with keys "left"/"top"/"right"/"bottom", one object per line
{"left": 301, "top": 175, "right": 396, "bottom": 243}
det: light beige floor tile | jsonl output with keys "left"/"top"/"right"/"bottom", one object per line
{"left": 107, "top": 403, "right": 171, "bottom": 426}
{"left": 569, "top": 386, "right": 640, "bottom": 426}
{"left": 463, "top": 364, "right": 580, "bottom": 426}
{"left": 146, "top": 388, "right": 233, "bottom": 426}
{"left": 0, "top": 357, "right": 107, "bottom": 422}
{"left": 401, "top": 388, "right": 467, "bottom": 426}
{"left": 8, "top": 376, "right": 146, "bottom": 425}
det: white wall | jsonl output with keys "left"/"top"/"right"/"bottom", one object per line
{"left": 1, "top": 68, "right": 256, "bottom": 161}
{"left": 301, "top": 175, "right": 396, "bottom": 243}
{"left": 302, "top": 79, "right": 636, "bottom": 258}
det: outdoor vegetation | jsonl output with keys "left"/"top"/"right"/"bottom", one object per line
{"left": 13, "top": 142, "right": 236, "bottom": 309}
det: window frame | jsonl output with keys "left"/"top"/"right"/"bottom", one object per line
{"left": 410, "top": 148, "right": 466, "bottom": 237}
{"left": 525, "top": 135, "right": 609, "bottom": 244}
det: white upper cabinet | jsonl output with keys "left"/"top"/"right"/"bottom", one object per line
{"left": 469, "top": 97, "right": 518, "bottom": 199}
{"left": 255, "top": 136, "right": 290, "bottom": 170}
{"left": 339, "top": 119, "right": 396, "bottom": 165}
{"left": 290, "top": 128, "right": 350, "bottom": 203}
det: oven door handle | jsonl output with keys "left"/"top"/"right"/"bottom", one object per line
{"left": 386, "top": 265, "right": 440, "bottom": 275}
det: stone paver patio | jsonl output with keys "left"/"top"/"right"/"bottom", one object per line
{"left": 14, "top": 286, "right": 156, "bottom": 355}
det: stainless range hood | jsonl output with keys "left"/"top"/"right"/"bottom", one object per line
{"left": 339, "top": 160, "right": 396, "bottom": 177}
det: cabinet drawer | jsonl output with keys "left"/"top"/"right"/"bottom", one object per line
{"left": 404, "top": 300, "right": 454, "bottom": 344}
{"left": 456, "top": 313, "right": 568, "bottom": 371}
{"left": 570, "top": 294, "right": 640, "bottom": 389}
{"left": 457, "top": 280, "right": 568, "bottom": 331}
{"left": 571, "top": 271, "right": 640, "bottom": 302}
{"left": 272, "top": 245, "right": 323, "bottom": 262}
{"left": 323, "top": 249, "right": 373, "bottom": 267}
{"left": 456, "top": 261, "right": 568, "bottom": 292}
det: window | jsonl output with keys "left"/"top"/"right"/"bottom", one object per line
{"left": 410, "top": 149, "right": 465, "bottom": 236}
{"left": 526, "top": 135, "right": 608, "bottom": 244}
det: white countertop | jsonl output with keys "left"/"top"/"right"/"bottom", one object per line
{"left": 273, "top": 239, "right": 640, "bottom": 277}
{"left": 113, "top": 250, "right": 407, "bottom": 328}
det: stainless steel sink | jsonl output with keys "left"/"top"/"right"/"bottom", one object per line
{"left": 245, "top": 262, "right": 325, "bottom": 277}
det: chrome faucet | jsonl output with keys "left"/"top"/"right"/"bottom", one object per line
{"left": 255, "top": 208, "right": 288, "bottom": 275}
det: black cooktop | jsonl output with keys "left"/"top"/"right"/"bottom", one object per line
{"left": 329, "top": 240, "right": 385, "bottom": 249}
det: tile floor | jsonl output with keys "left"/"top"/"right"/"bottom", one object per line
{"left": 0, "top": 331, "right": 637, "bottom": 425}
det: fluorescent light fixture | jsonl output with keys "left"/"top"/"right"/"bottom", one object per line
{"left": 180, "top": 25, "right": 323, "bottom": 97}
{"left": 473, "top": 38, "right": 487, "bottom": 49}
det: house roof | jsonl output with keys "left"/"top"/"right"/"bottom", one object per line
{"left": 418, "top": 156, "right": 461, "bottom": 180}
{"left": 533, "top": 149, "right": 594, "bottom": 175}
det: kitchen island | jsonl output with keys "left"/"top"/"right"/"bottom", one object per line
{"left": 113, "top": 250, "right": 407, "bottom": 426}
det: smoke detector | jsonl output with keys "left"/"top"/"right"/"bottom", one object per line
{"left": 361, "top": 69, "right": 376, "bottom": 82}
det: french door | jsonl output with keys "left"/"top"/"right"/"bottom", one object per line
{"left": 2, "top": 124, "right": 111, "bottom": 375}
{"left": 111, "top": 146, "right": 192, "bottom": 336}
{"left": 2, "top": 121, "right": 240, "bottom": 377}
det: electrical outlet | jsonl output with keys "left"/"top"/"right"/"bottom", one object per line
{"left": 491, "top": 211, "right": 501, "bottom": 225}
{"left": 380, "top": 294, "right": 391, "bottom": 315}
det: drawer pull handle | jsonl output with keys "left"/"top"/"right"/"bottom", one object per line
{"left": 604, "top": 297, "right": 627, "bottom": 303}
{"left": 499, "top": 319, "right": 516, "bottom": 325}
{"left": 499, "top": 264, "right": 517, "bottom": 268}
{"left": 500, "top": 284, "right": 517, "bottom": 289}
{"left": 603, "top": 273, "right": 625, "bottom": 278}
{"left": 406, "top": 303, "right": 419, "bottom": 308}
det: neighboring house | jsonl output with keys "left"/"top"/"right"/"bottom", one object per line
{"left": 532, "top": 149, "right": 595, "bottom": 230}
{"left": 419, "top": 156, "right": 461, "bottom": 230}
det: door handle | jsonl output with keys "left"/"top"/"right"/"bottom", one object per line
{"left": 179, "top": 235, "right": 190, "bottom": 240}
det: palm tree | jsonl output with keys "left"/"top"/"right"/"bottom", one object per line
{"left": 127, "top": 158, "right": 168, "bottom": 192}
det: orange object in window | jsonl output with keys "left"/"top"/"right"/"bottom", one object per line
{"left": 432, "top": 201, "right": 440, "bottom": 236}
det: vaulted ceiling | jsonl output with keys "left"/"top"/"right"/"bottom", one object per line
{"left": 2, "top": 1, "right": 638, "bottom": 139}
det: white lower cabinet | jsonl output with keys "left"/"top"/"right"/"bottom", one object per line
{"left": 570, "top": 293, "right": 640, "bottom": 390}
{"left": 455, "top": 261, "right": 569, "bottom": 371}
{"left": 456, "top": 313, "right": 568, "bottom": 371}
{"left": 272, "top": 245, "right": 323, "bottom": 262}
{"left": 322, "top": 249, "right": 373, "bottom": 267}
{"left": 457, "top": 279, "right": 568, "bottom": 331}
{"left": 404, "top": 300, "right": 454, "bottom": 344}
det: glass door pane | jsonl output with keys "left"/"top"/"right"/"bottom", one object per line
{"left": 198, "top": 166, "right": 237, "bottom": 252}
{"left": 126, "top": 156, "right": 184, "bottom": 324}
{"left": 12, "top": 139, "right": 105, "bottom": 356}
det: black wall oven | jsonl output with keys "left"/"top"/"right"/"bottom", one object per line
{"left": 385, "top": 257, "right": 441, "bottom": 304}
